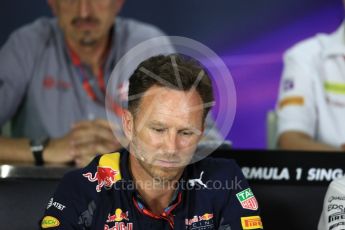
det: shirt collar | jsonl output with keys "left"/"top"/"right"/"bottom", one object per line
{"left": 119, "top": 148, "right": 189, "bottom": 208}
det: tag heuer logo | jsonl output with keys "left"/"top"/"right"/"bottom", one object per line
{"left": 236, "top": 188, "right": 258, "bottom": 211}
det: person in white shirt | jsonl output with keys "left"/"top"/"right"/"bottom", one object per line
{"left": 277, "top": 18, "right": 345, "bottom": 151}
{"left": 318, "top": 177, "right": 345, "bottom": 230}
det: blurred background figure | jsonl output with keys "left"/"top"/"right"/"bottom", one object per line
{"left": 0, "top": 0, "right": 175, "bottom": 167}
{"left": 0, "top": 0, "right": 222, "bottom": 167}
{"left": 277, "top": 1, "right": 345, "bottom": 151}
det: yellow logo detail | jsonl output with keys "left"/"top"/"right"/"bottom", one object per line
{"left": 41, "top": 216, "right": 60, "bottom": 228}
{"left": 241, "top": 216, "right": 263, "bottom": 230}
{"left": 279, "top": 96, "right": 304, "bottom": 109}
{"left": 99, "top": 152, "right": 122, "bottom": 181}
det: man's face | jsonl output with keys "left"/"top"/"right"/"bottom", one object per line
{"left": 124, "top": 85, "right": 205, "bottom": 183}
{"left": 48, "top": 0, "right": 124, "bottom": 46}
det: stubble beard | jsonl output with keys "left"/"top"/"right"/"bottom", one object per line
{"left": 131, "top": 139, "right": 183, "bottom": 188}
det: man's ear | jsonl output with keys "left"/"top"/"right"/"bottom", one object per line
{"left": 122, "top": 109, "right": 134, "bottom": 141}
{"left": 47, "top": 0, "right": 58, "bottom": 16}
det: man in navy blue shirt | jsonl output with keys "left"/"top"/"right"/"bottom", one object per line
{"left": 40, "top": 54, "right": 263, "bottom": 229}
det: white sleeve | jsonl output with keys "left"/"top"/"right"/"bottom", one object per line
{"left": 318, "top": 178, "right": 345, "bottom": 230}
{"left": 277, "top": 45, "right": 318, "bottom": 138}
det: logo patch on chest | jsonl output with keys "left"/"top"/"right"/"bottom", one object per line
{"left": 104, "top": 209, "right": 133, "bottom": 230}
{"left": 185, "top": 213, "right": 215, "bottom": 229}
{"left": 236, "top": 188, "right": 258, "bottom": 211}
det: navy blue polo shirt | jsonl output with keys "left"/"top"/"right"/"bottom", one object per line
{"left": 40, "top": 150, "right": 263, "bottom": 229}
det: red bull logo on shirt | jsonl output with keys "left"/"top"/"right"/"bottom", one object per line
{"left": 185, "top": 213, "right": 214, "bottom": 229}
{"left": 83, "top": 166, "right": 119, "bottom": 192}
{"left": 104, "top": 209, "right": 132, "bottom": 230}
{"left": 83, "top": 153, "right": 122, "bottom": 192}
{"left": 199, "top": 213, "right": 214, "bottom": 221}
{"left": 107, "top": 209, "right": 129, "bottom": 222}
{"left": 104, "top": 222, "right": 133, "bottom": 230}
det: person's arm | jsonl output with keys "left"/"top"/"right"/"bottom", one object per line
{"left": 0, "top": 136, "right": 75, "bottom": 164}
{"left": 277, "top": 42, "right": 322, "bottom": 150}
{"left": 0, "top": 137, "right": 33, "bottom": 162}
{"left": 318, "top": 177, "right": 345, "bottom": 230}
{"left": 0, "top": 119, "right": 121, "bottom": 166}
{"left": 0, "top": 28, "right": 41, "bottom": 162}
{"left": 0, "top": 25, "right": 36, "bottom": 126}
{"left": 278, "top": 131, "right": 344, "bottom": 152}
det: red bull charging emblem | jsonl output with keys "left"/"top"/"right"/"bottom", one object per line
{"left": 107, "top": 209, "right": 130, "bottom": 222}
{"left": 104, "top": 209, "right": 133, "bottom": 230}
{"left": 185, "top": 213, "right": 215, "bottom": 229}
{"left": 83, "top": 166, "right": 119, "bottom": 192}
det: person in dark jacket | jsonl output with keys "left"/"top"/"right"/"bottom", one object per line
{"left": 40, "top": 54, "right": 263, "bottom": 230}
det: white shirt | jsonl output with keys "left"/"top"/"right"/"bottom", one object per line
{"left": 318, "top": 177, "right": 345, "bottom": 230}
{"left": 277, "top": 22, "right": 345, "bottom": 148}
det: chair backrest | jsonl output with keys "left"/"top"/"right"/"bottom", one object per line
{"left": 266, "top": 110, "right": 278, "bottom": 149}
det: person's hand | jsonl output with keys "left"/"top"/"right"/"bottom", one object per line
{"left": 43, "top": 134, "right": 75, "bottom": 164}
{"left": 70, "top": 119, "right": 122, "bottom": 167}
